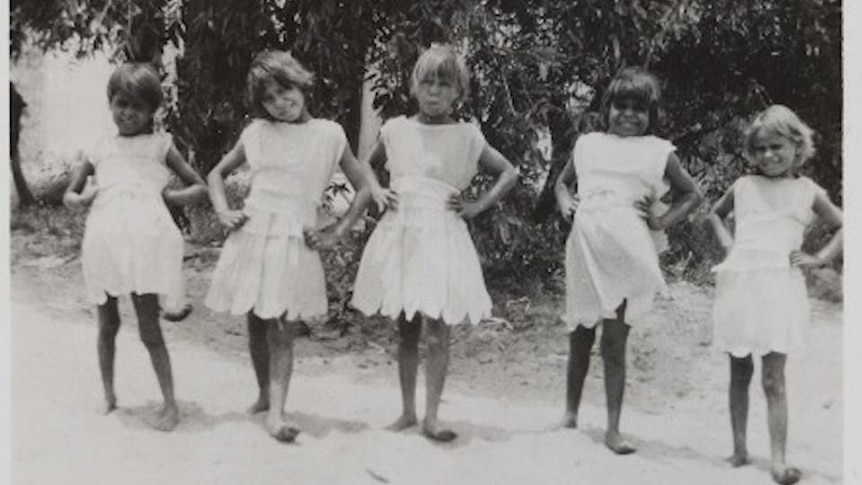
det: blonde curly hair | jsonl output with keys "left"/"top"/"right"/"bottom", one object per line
{"left": 745, "top": 105, "right": 816, "bottom": 166}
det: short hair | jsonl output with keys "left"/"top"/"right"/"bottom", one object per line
{"left": 744, "top": 105, "right": 816, "bottom": 166}
{"left": 246, "top": 50, "right": 315, "bottom": 118}
{"left": 107, "top": 63, "right": 163, "bottom": 112}
{"left": 410, "top": 44, "right": 470, "bottom": 103}
{"left": 601, "top": 67, "right": 662, "bottom": 134}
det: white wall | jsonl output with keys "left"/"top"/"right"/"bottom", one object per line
{"left": 11, "top": 48, "right": 115, "bottom": 177}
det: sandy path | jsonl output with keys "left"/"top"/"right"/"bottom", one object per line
{"left": 11, "top": 279, "right": 842, "bottom": 485}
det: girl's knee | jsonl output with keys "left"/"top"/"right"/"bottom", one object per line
{"left": 267, "top": 318, "right": 296, "bottom": 346}
{"left": 424, "top": 320, "right": 450, "bottom": 351}
{"left": 99, "top": 323, "right": 120, "bottom": 341}
{"left": 601, "top": 347, "right": 626, "bottom": 368}
{"left": 571, "top": 325, "right": 596, "bottom": 346}
{"left": 139, "top": 326, "right": 166, "bottom": 349}
{"left": 761, "top": 352, "right": 787, "bottom": 394}
{"left": 730, "top": 356, "right": 754, "bottom": 380}
{"left": 397, "top": 314, "right": 422, "bottom": 340}
{"left": 761, "top": 367, "right": 786, "bottom": 396}
{"left": 600, "top": 326, "right": 628, "bottom": 357}
{"left": 247, "top": 312, "right": 267, "bottom": 327}
{"left": 761, "top": 373, "right": 785, "bottom": 396}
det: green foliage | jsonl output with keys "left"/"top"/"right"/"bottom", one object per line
{"left": 11, "top": 0, "right": 843, "bottom": 296}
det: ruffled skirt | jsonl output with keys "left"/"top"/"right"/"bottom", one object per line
{"left": 205, "top": 206, "right": 327, "bottom": 320}
{"left": 712, "top": 249, "right": 808, "bottom": 357}
{"left": 564, "top": 191, "right": 666, "bottom": 330}
{"left": 82, "top": 194, "right": 184, "bottom": 308}
{"left": 351, "top": 176, "right": 491, "bottom": 325}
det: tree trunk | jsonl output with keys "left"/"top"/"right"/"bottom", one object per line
{"left": 10, "top": 82, "right": 35, "bottom": 207}
{"left": 531, "top": 101, "right": 575, "bottom": 222}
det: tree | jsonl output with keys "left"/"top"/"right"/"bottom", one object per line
{"left": 10, "top": 82, "right": 35, "bottom": 207}
{"left": 11, "top": 0, "right": 842, "bottom": 280}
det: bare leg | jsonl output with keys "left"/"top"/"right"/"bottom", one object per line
{"left": 422, "top": 317, "right": 456, "bottom": 442}
{"left": 265, "top": 317, "right": 299, "bottom": 442}
{"left": 762, "top": 352, "right": 801, "bottom": 484}
{"left": 132, "top": 293, "right": 179, "bottom": 431}
{"left": 246, "top": 312, "right": 270, "bottom": 414}
{"left": 97, "top": 296, "right": 121, "bottom": 413}
{"left": 562, "top": 325, "right": 596, "bottom": 428}
{"left": 728, "top": 355, "right": 753, "bottom": 467}
{"left": 386, "top": 314, "right": 421, "bottom": 431}
{"left": 601, "top": 302, "right": 635, "bottom": 455}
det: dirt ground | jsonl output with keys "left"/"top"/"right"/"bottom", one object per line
{"left": 9, "top": 219, "right": 845, "bottom": 484}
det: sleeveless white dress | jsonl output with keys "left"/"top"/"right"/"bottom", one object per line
{"left": 712, "top": 175, "right": 823, "bottom": 357}
{"left": 564, "top": 132, "right": 674, "bottom": 330}
{"left": 351, "top": 116, "right": 492, "bottom": 325}
{"left": 205, "top": 119, "right": 347, "bottom": 320}
{"left": 81, "top": 133, "right": 184, "bottom": 308}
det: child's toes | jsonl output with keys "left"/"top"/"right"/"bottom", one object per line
{"left": 772, "top": 467, "right": 802, "bottom": 485}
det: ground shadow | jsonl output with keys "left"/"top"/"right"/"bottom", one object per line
{"left": 577, "top": 424, "right": 840, "bottom": 483}
{"left": 113, "top": 400, "right": 247, "bottom": 433}
{"left": 268, "top": 410, "right": 371, "bottom": 439}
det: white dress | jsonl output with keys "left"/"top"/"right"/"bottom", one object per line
{"left": 81, "top": 133, "right": 185, "bottom": 307}
{"left": 205, "top": 119, "right": 347, "bottom": 320}
{"left": 712, "top": 175, "right": 822, "bottom": 357}
{"left": 351, "top": 116, "right": 492, "bottom": 325}
{"left": 564, "top": 132, "right": 674, "bottom": 330}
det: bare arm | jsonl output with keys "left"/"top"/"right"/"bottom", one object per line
{"left": 360, "top": 141, "right": 397, "bottom": 211}
{"left": 791, "top": 190, "right": 843, "bottom": 268}
{"left": 63, "top": 155, "right": 97, "bottom": 209}
{"left": 554, "top": 157, "right": 578, "bottom": 219}
{"left": 639, "top": 152, "right": 703, "bottom": 230}
{"left": 449, "top": 144, "right": 518, "bottom": 219}
{"left": 305, "top": 141, "right": 397, "bottom": 249}
{"left": 163, "top": 143, "right": 208, "bottom": 206}
{"left": 207, "top": 141, "right": 248, "bottom": 229}
{"left": 707, "top": 187, "right": 735, "bottom": 254}
{"left": 306, "top": 146, "right": 372, "bottom": 249}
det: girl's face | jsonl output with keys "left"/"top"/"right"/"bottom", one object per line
{"left": 261, "top": 79, "right": 307, "bottom": 122}
{"left": 750, "top": 131, "right": 797, "bottom": 178}
{"left": 110, "top": 92, "right": 154, "bottom": 136}
{"left": 608, "top": 97, "right": 650, "bottom": 137}
{"left": 415, "top": 74, "right": 460, "bottom": 123}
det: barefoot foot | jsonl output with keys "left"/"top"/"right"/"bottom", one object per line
{"left": 560, "top": 412, "right": 578, "bottom": 429}
{"left": 266, "top": 417, "right": 300, "bottom": 443}
{"left": 162, "top": 303, "right": 193, "bottom": 322}
{"left": 385, "top": 414, "right": 418, "bottom": 432}
{"left": 153, "top": 404, "right": 180, "bottom": 432}
{"left": 246, "top": 397, "right": 270, "bottom": 415}
{"left": 268, "top": 424, "right": 300, "bottom": 443}
{"left": 103, "top": 397, "right": 118, "bottom": 414}
{"left": 726, "top": 452, "right": 750, "bottom": 468}
{"left": 605, "top": 433, "right": 636, "bottom": 455}
{"left": 422, "top": 420, "right": 457, "bottom": 443}
{"left": 771, "top": 466, "right": 802, "bottom": 485}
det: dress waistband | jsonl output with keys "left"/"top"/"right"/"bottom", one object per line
{"left": 93, "top": 183, "right": 163, "bottom": 206}
{"left": 577, "top": 189, "right": 635, "bottom": 213}
{"left": 390, "top": 176, "right": 460, "bottom": 210}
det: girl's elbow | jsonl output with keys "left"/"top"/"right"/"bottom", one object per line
{"left": 504, "top": 168, "right": 519, "bottom": 187}
{"left": 687, "top": 184, "right": 704, "bottom": 203}
{"left": 194, "top": 184, "right": 210, "bottom": 201}
{"left": 707, "top": 211, "right": 724, "bottom": 225}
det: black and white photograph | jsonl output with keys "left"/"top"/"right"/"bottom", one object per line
{"left": 4, "top": 1, "right": 856, "bottom": 484}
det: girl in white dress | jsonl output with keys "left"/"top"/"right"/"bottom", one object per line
{"left": 63, "top": 63, "right": 208, "bottom": 431}
{"left": 708, "top": 105, "right": 842, "bottom": 485}
{"left": 351, "top": 45, "right": 518, "bottom": 442}
{"left": 554, "top": 67, "right": 702, "bottom": 454}
{"left": 205, "top": 51, "right": 379, "bottom": 443}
